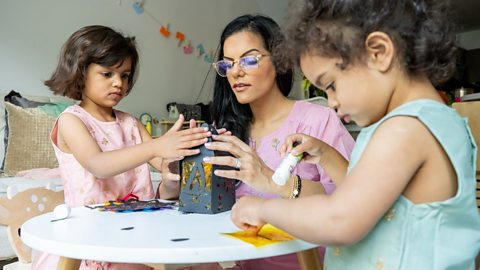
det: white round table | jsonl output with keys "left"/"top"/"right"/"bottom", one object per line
{"left": 21, "top": 205, "right": 320, "bottom": 269}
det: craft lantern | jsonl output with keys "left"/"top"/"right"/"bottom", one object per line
{"left": 179, "top": 124, "right": 236, "bottom": 214}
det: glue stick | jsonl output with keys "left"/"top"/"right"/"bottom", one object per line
{"left": 272, "top": 151, "right": 303, "bottom": 186}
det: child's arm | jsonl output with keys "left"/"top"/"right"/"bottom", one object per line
{"left": 149, "top": 118, "right": 198, "bottom": 199}
{"left": 57, "top": 113, "right": 210, "bottom": 178}
{"left": 232, "top": 117, "right": 430, "bottom": 246}
{"left": 280, "top": 133, "right": 349, "bottom": 185}
{"left": 134, "top": 117, "right": 176, "bottom": 198}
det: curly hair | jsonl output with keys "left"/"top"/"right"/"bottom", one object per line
{"left": 45, "top": 25, "right": 139, "bottom": 100}
{"left": 210, "top": 14, "right": 294, "bottom": 143}
{"left": 277, "top": 0, "right": 458, "bottom": 85}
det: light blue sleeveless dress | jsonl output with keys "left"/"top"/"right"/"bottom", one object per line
{"left": 325, "top": 100, "right": 480, "bottom": 270}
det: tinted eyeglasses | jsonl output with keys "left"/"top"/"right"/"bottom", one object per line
{"left": 212, "top": 54, "right": 269, "bottom": 77}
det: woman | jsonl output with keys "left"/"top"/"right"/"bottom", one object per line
{"left": 200, "top": 14, "right": 355, "bottom": 270}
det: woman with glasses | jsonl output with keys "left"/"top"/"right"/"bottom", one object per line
{"left": 189, "top": 14, "right": 355, "bottom": 270}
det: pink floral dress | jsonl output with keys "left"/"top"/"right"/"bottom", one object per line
{"left": 32, "top": 105, "right": 154, "bottom": 270}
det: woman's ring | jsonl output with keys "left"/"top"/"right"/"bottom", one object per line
{"left": 235, "top": 158, "right": 241, "bottom": 169}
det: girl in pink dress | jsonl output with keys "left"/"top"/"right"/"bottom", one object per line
{"left": 34, "top": 25, "right": 210, "bottom": 270}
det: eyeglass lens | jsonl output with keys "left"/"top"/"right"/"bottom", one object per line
{"left": 215, "top": 56, "right": 259, "bottom": 76}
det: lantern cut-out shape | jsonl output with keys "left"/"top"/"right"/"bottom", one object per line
{"left": 179, "top": 123, "right": 236, "bottom": 214}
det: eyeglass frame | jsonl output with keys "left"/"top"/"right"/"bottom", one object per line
{"left": 212, "top": 54, "right": 270, "bottom": 77}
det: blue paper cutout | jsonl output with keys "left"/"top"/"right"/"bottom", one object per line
{"left": 132, "top": 2, "right": 144, "bottom": 14}
{"left": 196, "top": 44, "right": 205, "bottom": 57}
{"left": 204, "top": 51, "right": 214, "bottom": 63}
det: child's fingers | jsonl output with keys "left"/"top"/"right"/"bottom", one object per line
{"left": 189, "top": 119, "right": 197, "bottom": 129}
{"left": 282, "top": 134, "right": 301, "bottom": 154}
{"left": 180, "top": 131, "right": 211, "bottom": 142}
{"left": 162, "top": 172, "right": 180, "bottom": 181}
{"left": 278, "top": 144, "right": 288, "bottom": 157}
{"left": 178, "top": 126, "right": 210, "bottom": 136}
{"left": 178, "top": 149, "right": 202, "bottom": 157}
{"left": 290, "top": 141, "right": 310, "bottom": 156}
{"left": 166, "top": 114, "right": 185, "bottom": 134}
{"left": 286, "top": 134, "right": 309, "bottom": 155}
{"left": 245, "top": 224, "right": 261, "bottom": 234}
{"left": 178, "top": 138, "right": 209, "bottom": 150}
{"left": 164, "top": 156, "right": 183, "bottom": 162}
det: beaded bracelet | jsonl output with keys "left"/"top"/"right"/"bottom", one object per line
{"left": 290, "top": 174, "right": 302, "bottom": 199}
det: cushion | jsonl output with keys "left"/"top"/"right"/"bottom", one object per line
{"left": 2, "top": 103, "right": 58, "bottom": 176}
{"left": 0, "top": 91, "right": 75, "bottom": 173}
{"left": 2, "top": 91, "right": 52, "bottom": 170}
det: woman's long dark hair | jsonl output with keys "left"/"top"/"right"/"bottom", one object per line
{"left": 210, "top": 14, "right": 293, "bottom": 143}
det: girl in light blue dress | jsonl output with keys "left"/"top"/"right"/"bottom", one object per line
{"left": 230, "top": 0, "right": 480, "bottom": 269}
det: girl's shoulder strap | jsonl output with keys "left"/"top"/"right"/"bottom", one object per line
{"left": 59, "top": 104, "right": 91, "bottom": 126}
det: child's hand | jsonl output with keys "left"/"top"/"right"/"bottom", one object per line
{"left": 154, "top": 114, "right": 211, "bottom": 158}
{"left": 231, "top": 196, "right": 266, "bottom": 232}
{"left": 160, "top": 157, "right": 181, "bottom": 182}
{"left": 280, "top": 133, "right": 331, "bottom": 165}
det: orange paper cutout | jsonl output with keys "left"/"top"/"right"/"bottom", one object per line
{"left": 176, "top": 31, "right": 185, "bottom": 41}
{"left": 176, "top": 31, "right": 185, "bottom": 47}
{"left": 223, "top": 224, "right": 294, "bottom": 247}
{"left": 160, "top": 25, "right": 170, "bottom": 38}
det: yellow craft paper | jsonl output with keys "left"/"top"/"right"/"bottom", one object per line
{"left": 223, "top": 224, "right": 294, "bottom": 247}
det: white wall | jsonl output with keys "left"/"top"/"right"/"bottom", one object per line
{"left": 0, "top": 0, "right": 292, "bottom": 119}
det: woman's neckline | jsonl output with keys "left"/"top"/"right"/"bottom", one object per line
{"left": 249, "top": 100, "right": 299, "bottom": 146}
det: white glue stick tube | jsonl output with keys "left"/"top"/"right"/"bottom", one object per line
{"left": 272, "top": 152, "right": 303, "bottom": 186}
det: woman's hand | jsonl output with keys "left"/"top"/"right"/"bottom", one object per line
{"left": 231, "top": 196, "right": 267, "bottom": 231}
{"left": 203, "top": 134, "right": 274, "bottom": 194}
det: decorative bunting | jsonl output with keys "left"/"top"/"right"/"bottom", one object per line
{"left": 130, "top": 0, "right": 214, "bottom": 63}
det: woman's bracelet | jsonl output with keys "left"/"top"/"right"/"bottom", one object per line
{"left": 290, "top": 174, "right": 302, "bottom": 199}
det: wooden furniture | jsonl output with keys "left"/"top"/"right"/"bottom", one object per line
{"left": 21, "top": 206, "right": 321, "bottom": 270}
{"left": 452, "top": 101, "right": 480, "bottom": 269}
{"left": 452, "top": 101, "right": 480, "bottom": 210}
{"left": 155, "top": 120, "right": 205, "bottom": 137}
{"left": 0, "top": 187, "right": 64, "bottom": 269}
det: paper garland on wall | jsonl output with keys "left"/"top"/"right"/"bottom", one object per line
{"left": 131, "top": 0, "right": 215, "bottom": 63}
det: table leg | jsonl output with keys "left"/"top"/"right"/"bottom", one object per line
{"left": 297, "top": 248, "right": 323, "bottom": 270}
{"left": 147, "top": 264, "right": 166, "bottom": 270}
{"left": 57, "top": 256, "right": 81, "bottom": 270}
{"left": 146, "top": 264, "right": 198, "bottom": 270}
